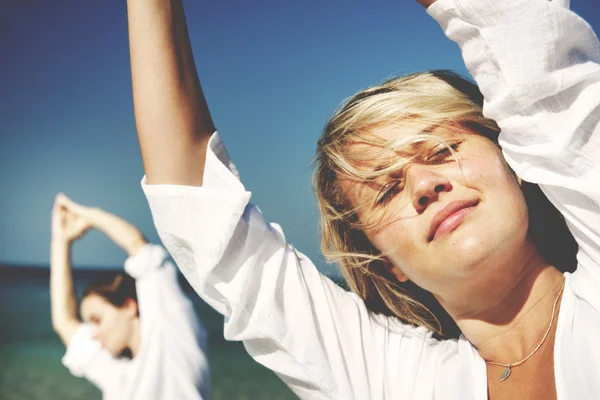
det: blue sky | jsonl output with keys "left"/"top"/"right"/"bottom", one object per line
{"left": 1, "top": 0, "right": 598, "bottom": 269}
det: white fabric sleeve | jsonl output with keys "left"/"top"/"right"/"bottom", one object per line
{"left": 142, "top": 132, "right": 436, "bottom": 399}
{"left": 62, "top": 324, "right": 126, "bottom": 390}
{"left": 428, "top": 0, "right": 600, "bottom": 274}
{"left": 124, "top": 243, "right": 206, "bottom": 349}
{"left": 124, "top": 243, "right": 170, "bottom": 279}
{"left": 125, "top": 243, "right": 193, "bottom": 313}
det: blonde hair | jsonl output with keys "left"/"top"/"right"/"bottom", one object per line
{"left": 314, "top": 71, "right": 501, "bottom": 335}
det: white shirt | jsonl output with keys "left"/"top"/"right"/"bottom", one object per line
{"left": 62, "top": 244, "right": 210, "bottom": 400}
{"left": 142, "top": 0, "right": 600, "bottom": 398}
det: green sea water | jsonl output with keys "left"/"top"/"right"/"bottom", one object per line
{"left": 0, "top": 266, "right": 296, "bottom": 400}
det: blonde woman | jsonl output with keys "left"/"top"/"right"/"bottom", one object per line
{"left": 50, "top": 194, "right": 210, "bottom": 399}
{"left": 128, "top": 0, "right": 599, "bottom": 398}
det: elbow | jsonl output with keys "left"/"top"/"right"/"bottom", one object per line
{"left": 52, "top": 322, "right": 66, "bottom": 340}
{"left": 51, "top": 318, "right": 65, "bottom": 334}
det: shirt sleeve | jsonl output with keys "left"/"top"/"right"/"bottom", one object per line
{"left": 62, "top": 324, "right": 127, "bottom": 390}
{"left": 124, "top": 243, "right": 170, "bottom": 280}
{"left": 124, "top": 243, "right": 192, "bottom": 314}
{"left": 428, "top": 0, "right": 600, "bottom": 274}
{"left": 141, "top": 132, "right": 438, "bottom": 399}
{"left": 125, "top": 242, "right": 208, "bottom": 364}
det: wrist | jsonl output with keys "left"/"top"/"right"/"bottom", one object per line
{"left": 126, "top": 237, "right": 148, "bottom": 257}
{"left": 82, "top": 207, "right": 99, "bottom": 226}
{"left": 51, "top": 236, "right": 72, "bottom": 247}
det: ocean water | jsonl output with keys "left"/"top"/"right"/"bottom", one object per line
{"left": 0, "top": 266, "right": 295, "bottom": 400}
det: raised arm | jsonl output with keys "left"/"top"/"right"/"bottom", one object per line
{"left": 426, "top": 0, "right": 600, "bottom": 147}
{"left": 58, "top": 195, "right": 146, "bottom": 257}
{"left": 427, "top": 0, "right": 600, "bottom": 266}
{"left": 416, "top": 0, "right": 436, "bottom": 8}
{"left": 50, "top": 194, "right": 89, "bottom": 345}
{"left": 127, "top": 0, "right": 214, "bottom": 186}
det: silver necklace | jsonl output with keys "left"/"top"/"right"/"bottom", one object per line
{"left": 485, "top": 280, "right": 565, "bottom": 382}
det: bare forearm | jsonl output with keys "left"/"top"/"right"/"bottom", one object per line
{"left": 416, "top": 0, "right": 436, "bottom": 8}
{"left": 127, "top": 0, "right": 214, "bottom": 186}
{"left": 84, "top": 208, "right": 146, "bottom": 256}
{"left": 50, "top": 239, "right": 79, "bottom": 343}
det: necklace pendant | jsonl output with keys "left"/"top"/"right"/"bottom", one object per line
{"left": 500, "top": 365, "right": 512, "bottom": 382}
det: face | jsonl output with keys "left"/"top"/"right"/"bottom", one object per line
{"left": 80, "top": 294, "right": 138, "bottom": 357}
{"left": 339, "top": 123, "right": 530, "bottom": 303}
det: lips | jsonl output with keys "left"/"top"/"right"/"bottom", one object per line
{"left": 428, "top": 199, "right": 479, "bottom": 241}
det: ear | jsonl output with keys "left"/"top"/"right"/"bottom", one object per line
{"left": 383, "top": 258, "right": 409, "bottom": 283}
{"left": 123, "top": 298, "right": 138, "bottom": 318}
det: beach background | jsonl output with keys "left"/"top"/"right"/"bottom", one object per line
{"left": 0, "top": 265, "right": 296, "bottom": 400}
{"left": 2, "top": 3, "right": 458, "bottom": 398}
{"left": 2, "top": 1, "right": 598, "bottom": 400}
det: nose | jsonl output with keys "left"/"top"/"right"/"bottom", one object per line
{"left": 406, "top": 165, "right": 452, "bottom": 213}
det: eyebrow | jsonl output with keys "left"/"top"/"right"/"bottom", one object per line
{"left": 372, "top": 126, "right": 455, "bottom": 172}
{"left": 372, "top": 142, "right": 424, "bottom": 173}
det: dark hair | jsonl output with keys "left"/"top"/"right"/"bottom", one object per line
{"left": 83, "top": 271, "right": 138, "bottom": 308}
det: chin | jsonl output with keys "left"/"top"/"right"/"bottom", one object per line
{"left": 104, "top": 344, "right": 125, "bottom": 357}
{"left": 439, "top": 227, "right": 500, "bottom": 272}
{"left": 451, "top": 224, "right": 527, "bottom": 276}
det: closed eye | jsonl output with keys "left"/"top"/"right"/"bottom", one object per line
{"left": 427, "top": 141, "right": 462, "bottom": 161}
{"left": 375, "top": 180, "right": 402, "bottom": 206}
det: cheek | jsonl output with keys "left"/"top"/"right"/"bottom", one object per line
{"left": 367, "top": 217, "right": 423, "bottom": 269}
{"left": 99, "top": 314, "right": 120, "bottom": 336}
{"left": 466, "top": 154, "right": 527, "bottom": 217}
{"left": 447, "top": 154, "right": 530, "bottom": 265}
{"left": 97, "top": 320, "right": 111, "bottom": 336}
{"left": 112, "top": 312, "right": 132, "bottom": 335}
{"left": 462, "top": 146, "right": 518, "bottom": 189}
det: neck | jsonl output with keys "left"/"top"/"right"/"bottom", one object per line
{"left": 128, "top": 318, "right": 142, "bottom": 357}
{"left": 438, "top": 245, "right": 565, "bottom": 363}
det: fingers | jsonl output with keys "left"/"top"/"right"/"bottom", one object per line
{"left": 52, "top": 199, "right": 65, "bottom": 224}
{"left": 55, "top": 193, "right": 75, "bottom": 210}
{"left": 52, "top": 193, "right": 94, "bottom": 242}
{"left": 64, "top": 210, "right": 75, "bottom": 226}
{"left": 52, "top": 194, "right": 75, "bottom": 227}
{"left": 54, "top": 193, "right": 88, "bottom": 217}
{"left": 51, "top": 199, "right": 67, "bottom": 240}
{"left": 52, "top": 194, "right": 68, "bottom": 227}
{"left": 53, "top": 193, "right": 64, "bottom": 214}
{"left": 53, "top": 194, "right": 70, "bottom": 222}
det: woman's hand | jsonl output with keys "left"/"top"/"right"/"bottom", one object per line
{"left": 416, "top": 0, "right": 437, "bottom": 8}
{"left": 51, "top": 193, "right": 91, "bottom": 244}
